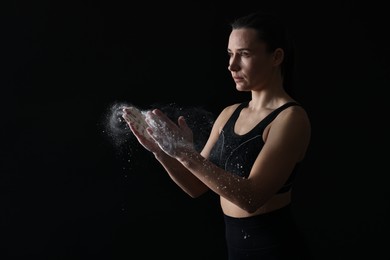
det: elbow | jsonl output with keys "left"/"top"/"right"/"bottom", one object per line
{"left": 186, "top": 186, "right": 210, "bottom": 199}
{"left": 188, "top": 193, "right": 201, "bottom": 199}
{"left": 237, "top": 198, "right": 267, "bottom": 214}
{"left": 226, "top": 199, "right": 255, "bottom": 213}
{"left": 242, "top": 204, "right": 260, "bottom": 214}
{"left": 232, "top": 202, "right": 258, "bottom": 214}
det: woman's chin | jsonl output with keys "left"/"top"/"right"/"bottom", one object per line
{"left": 235, "top": 85, "right": 250, "bottom": 92}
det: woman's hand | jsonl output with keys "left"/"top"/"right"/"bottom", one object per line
{"left": 122, "top": 107, "right": 161, "bottom": 154}
{"left": 144, "top": 109, "right": 195, "bottom": 159}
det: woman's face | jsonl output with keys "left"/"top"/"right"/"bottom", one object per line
{"left": 227, "top": 28, "right": 279, "bottom": 91}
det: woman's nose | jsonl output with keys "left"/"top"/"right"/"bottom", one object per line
{"left": 228, "top": 56, "right": 240, "bottom": 71}
{"left": 228, "top": 61, "right": 239, "bottom": 71}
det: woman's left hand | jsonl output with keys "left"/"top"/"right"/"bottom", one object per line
{"left": 144, "top": 109, "right": 195, "bottom": 159}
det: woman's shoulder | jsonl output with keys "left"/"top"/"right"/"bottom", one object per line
{"left": 278, "top": 101, "right": 311, "bottom": 124}
{"left": 212, "top": 102, "right": 245, "bottom": 132}
{"left": 220, "top": 102, "right": 245, "bottom": 115}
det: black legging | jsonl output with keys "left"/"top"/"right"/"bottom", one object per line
{"left": 223, "top": 204, "right": 312, "bottom": 260}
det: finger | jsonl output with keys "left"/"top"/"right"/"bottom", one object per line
{"left": 144, "top": 111, "right": 167, "bottom": 130}
{"left": 178, "top": 116, "right": 194, "bottom": 139}
{"left": 150, "top": 109, "right": 178, "bottom": 128}
{"left": 123, "top": 107, "right": 150, "bottom": 130}
{"left": 123, "top": 113, "right": 153, "bottom": 141}
{"left": 177, "top": 116, "right": 190, "bottom": 131}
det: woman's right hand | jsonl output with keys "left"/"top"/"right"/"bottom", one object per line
{"left": 122, "top": 107, "right": 162, "bottom": 154}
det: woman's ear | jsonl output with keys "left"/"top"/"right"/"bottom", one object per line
{"left": 272, "top": 48, "right": 284, "bottom": 66}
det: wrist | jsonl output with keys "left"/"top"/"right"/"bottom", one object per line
{"left": 176, "top": 148, "right": 200, "bottom": 166}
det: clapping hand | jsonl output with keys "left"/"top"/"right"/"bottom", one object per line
{"left": 122, "top": 106, "right": 160, "bottom": 153}
{"left": 143, "top": 109, "right": 195, "bottom": 159}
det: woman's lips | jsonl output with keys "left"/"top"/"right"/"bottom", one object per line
{"left": 233, "top": 76, "right": 243, "bottom": 82}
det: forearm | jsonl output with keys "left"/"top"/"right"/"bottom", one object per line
{"left": 177, "top": 150, "right": 259, "bottom": 213}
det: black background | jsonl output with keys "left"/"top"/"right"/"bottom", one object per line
{"left": 1, "top": 1, "right": 389, "bottom": 259}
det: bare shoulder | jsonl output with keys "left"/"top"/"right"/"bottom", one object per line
{"left": 219, "top": 102, "right": 242, "bottom": 118}
{"left": 214, "top": 103, "right": 242, "bottom": 130}
{"left": 279, "top": 103, "right": 311, "bottom": 127}
{"left": 272, "top": 103, "right": 311, "bottom": 137}
{"left": 267, "top": 103, "right": 311, "bottom": 159}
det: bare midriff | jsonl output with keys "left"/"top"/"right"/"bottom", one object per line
{"left": 220, "top": 191, "right": 292, "bottom": 218}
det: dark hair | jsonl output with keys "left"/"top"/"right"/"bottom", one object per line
{"left": 230, "top": 11, "right": 295, "bottom": 94}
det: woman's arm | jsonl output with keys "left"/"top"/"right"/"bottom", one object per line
{"left": 145, "top": 106, "right": 311, "bottom": 213}
{"left": 122, "top": 107, "right": 209, "bottom": 197}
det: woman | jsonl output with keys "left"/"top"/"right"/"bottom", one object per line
{"left": 123, "top": 10, "right": 312, "bottom": 260}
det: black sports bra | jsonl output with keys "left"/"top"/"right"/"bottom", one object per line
{"left": 208, "top": 101, "right": 301, "bottom": 194}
